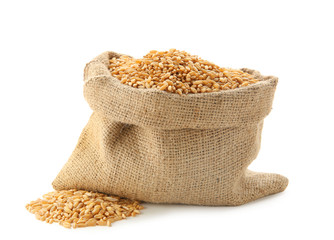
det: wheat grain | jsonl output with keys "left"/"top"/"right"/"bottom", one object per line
{"left": 109, "top": 49, "right": 259, "bottom": 94}
{"left": 26, "top": 190, "right": 144, "bottom": 229}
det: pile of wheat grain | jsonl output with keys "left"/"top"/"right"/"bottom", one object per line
{"left": 26, "top": 190, "right": 143, "bottom": 228}
{"left": 109, "top": 49, "right": 259, "bottom": 94}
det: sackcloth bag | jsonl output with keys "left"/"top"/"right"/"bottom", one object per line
{"left": 53, "top": 51, "right": 288, "bottom": 206}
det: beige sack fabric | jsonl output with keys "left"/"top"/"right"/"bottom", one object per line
{"left": 52, "top": 51, "right": 288, "bottom": 206}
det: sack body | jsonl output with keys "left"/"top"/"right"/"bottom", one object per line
{"left": 52, "top": 51, "right": 288, "bottom": 206}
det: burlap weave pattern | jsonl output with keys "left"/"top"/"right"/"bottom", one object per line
{"left": 52, "top": 51, "right": 288, "bottom": 206}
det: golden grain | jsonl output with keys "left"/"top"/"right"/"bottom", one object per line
{"left": 109, "top": 49, "right": 259, "bottom": 94}
{"left": 26, "top": 190, "right": 143, "bottom": 229}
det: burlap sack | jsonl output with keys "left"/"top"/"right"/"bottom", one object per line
{"left": 52, "top": 51, "right": 288, "bottom": 206}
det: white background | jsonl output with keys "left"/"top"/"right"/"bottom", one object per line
{"left": 0, "top": 0, "right": 333, "bottom": 239}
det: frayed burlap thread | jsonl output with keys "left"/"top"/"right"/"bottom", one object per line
{"left": 52, "top": 51, "right": 288, "bottom": 206}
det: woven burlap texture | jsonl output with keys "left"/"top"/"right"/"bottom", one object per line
{"left": 52, "top": 51, "right": 288, "bottom": 206}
